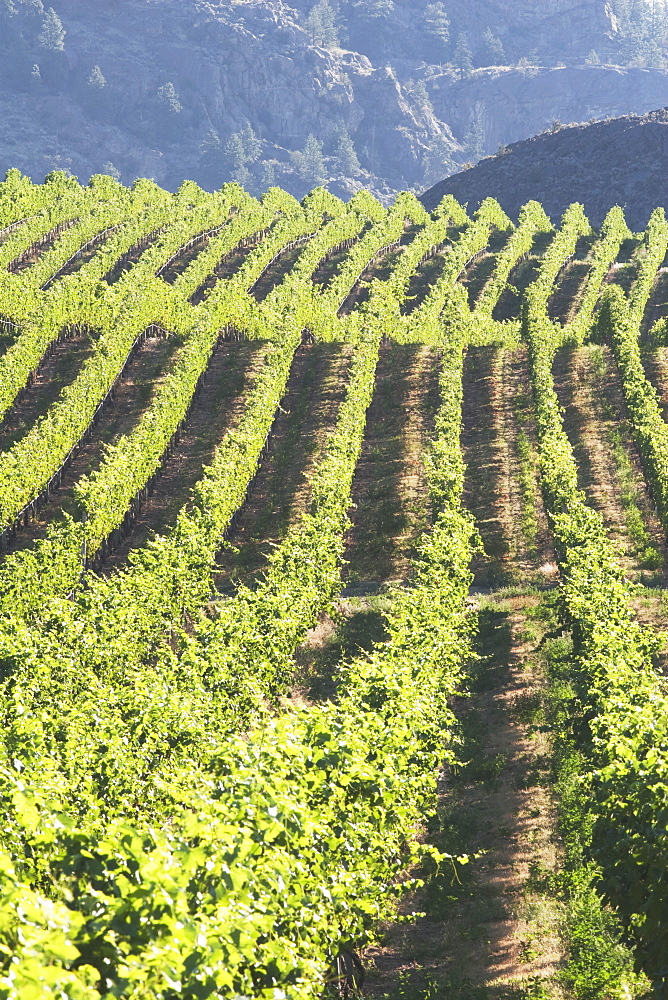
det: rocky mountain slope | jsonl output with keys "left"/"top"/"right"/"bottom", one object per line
{"left": 2, "top": 0, "right": 668, "bottom": 198}
{"left": 421, "top": 108, "right": 668, "bottom": 230}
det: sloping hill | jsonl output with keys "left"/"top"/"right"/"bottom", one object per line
{"left": 421, "top": 108, "right": 668, "bottom": 229}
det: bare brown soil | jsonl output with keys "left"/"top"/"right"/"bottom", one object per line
{"left": 364, "top": 347, "right": 563, "bottom": 997}
{"left": 552, "top": 345, "right": 668, "bottom": 582}
{"left": 461, "top": 346, "right": 556, "bottom": 588}
{"left": 460, "top": 346, "right": 509, "bottom": 584}
{"left": 103, "top": 339, "right": 267, "bottom": 568}
{"left": 214, "top": 341, "right": 353, "bottom": 589}
{"left": 0, "top": 333, "right": 95, "bottom": 453}
{"left": 365, "top": 599, "right": 564, "bottom": 999}
{"left": 343, "top": 342, "right": 440, "bottom": 588}
{"left": 3, "top": 334, "right": 182, "bottom": 556}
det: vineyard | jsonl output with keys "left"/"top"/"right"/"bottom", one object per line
{"left": 1, "top": 166, "right": 668, "bottom": 998}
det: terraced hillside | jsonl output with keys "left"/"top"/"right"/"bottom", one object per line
{"left": 1, "top": 165, "right": 668, "bottom": 999}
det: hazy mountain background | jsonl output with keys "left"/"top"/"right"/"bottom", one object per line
{"left": 1, "top": 0, "right": 668, "bottom": 200}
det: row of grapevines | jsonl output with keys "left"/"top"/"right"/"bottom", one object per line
{"left": 70, "top": 198, "right": 285, "bottom": 549}
{"left": 522, "top": 202, "right": 591, "bottom": 352}
{"left": 583, "top": 208, "right": 668, "bottom": 528}
{"left": 350, "top": 196, "right": 465, "bottom": 347}
{"left": 0, "top": 199, "right": 396, "bottom": 646}
{"left": 0, "top": 180, "right": 220, "bottom": 415}
{"left": 374, "top": 194, "right": 468, "bottom": 308}
{"left": 191, "top": 328, "right": 380, "bottom": 711}
{"left": 194, "top": 188, "right": 344, "bottom": 339}
{"left": 0, "top": 173, "right": 113, "bottom": 273}
{"left": 2, "top": 181, "right": 149, "bottom": 295}
{"left": 0, "top": 190, "right": 276, "bottom": 531}
{"left": 0, "top": 301, "right": 476, "bottom": 999}
{"left": 0, "top": 167, "right": 67, "bottom": 230}
{"left": 405, "top": 197, "right": 513, "bottom": 339}
{"left": 473, "top": 199, "right": 551, "bottom": 321}
{"left": 0, "top": 325, "right": 300, "bottom": 621}
{"left": 562, "top": 204, "right": 630, "bottom": 343}
{"left": 524, "top": 213, "right": 668, "bottom": 990}
{"left": 75, "top": 186, "right": 290, "bottom": 556}
{"left": 305, "top": 193, "right": 421, "bottom": 340}
{"left": 597, "top": 283, "right": 668, "bottom": 524}
{"left": 627, "top": 206, "right": 668, "bottom": 326}
{"left": 259, "top": 189, "right": 385, "bottom": 317}
{"left": 0, "top": 191, "right": 368, "bottom": 613}
{"left": 391, "top": 197, "right": 511, "bottom": 345}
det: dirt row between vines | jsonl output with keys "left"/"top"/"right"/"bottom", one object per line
{"left": 294, "top": 342, "right": 444, "bottom": 703}
{"left": 2, "top": 333, "right": 181, "bottom": 557}
{"left": 0, "top": 332, "right": 95, "bottom": 454}
{"left": 363, "top": 345, "right": 565, "bottom": 998}
{"left": 103, "top": 338, "right": 267, "bottom": 569}
{"left": 552, "top": 344, "right": 668, "bottom": 586}
{"left": 214, "top": 341, "right": 353, "bottom": 590}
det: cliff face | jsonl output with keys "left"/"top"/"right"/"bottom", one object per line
{"left": 0, "top": 0, "right": 667, "bottom": 199}
{"left": 421, "top": 109, "right": 668, "bottom": 230}
{"left": 0, "top": 0, "right": 464, "bottom": 197}
{"left": 429, "top": 65, "right": 668, "bottom": 159}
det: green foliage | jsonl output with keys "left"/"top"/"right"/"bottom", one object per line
{"left": 0, "top": 176, "right": 481, "bottom": 998}
{"left": 597, "top": 255, "right": 668, "bottom": 526}
{"left": 523, "top": 202, "right": 668, "bottom": 992}
{"left": 3, "top": 174, "right": 668, "bottom": 994}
